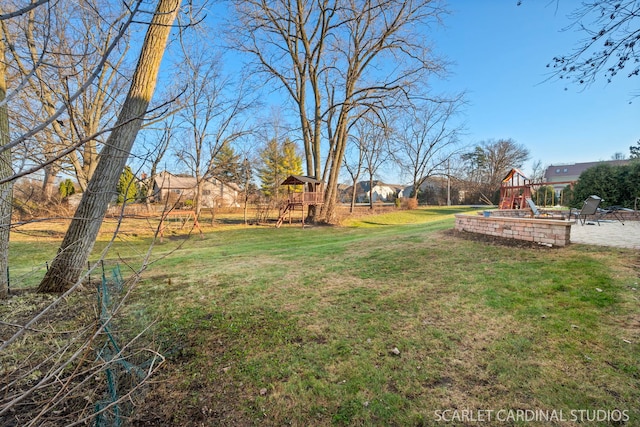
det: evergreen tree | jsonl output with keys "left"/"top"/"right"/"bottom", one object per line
{"left": 630, "top": 140, "right": 640, "bottom": 159}
{"left": 117, "top": 166, "right": 139, "bottom": 204}
{"left": 212, "top": 144, "right": 242, "bottom": 184}
{"left": 58, "top": 179, "right": 76, "bottom": 198}
{"left": 257, "top": 138, "right": 303, "bottom": 198}
{"left": 571, "top": 163, "right": 640, "bottom": 209}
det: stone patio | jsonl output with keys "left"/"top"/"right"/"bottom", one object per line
{"left": 570, "top": 220, "right": 640, "bottom": 250}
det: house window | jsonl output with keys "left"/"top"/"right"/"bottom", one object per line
{"left": 202, "top": 190, "right": 211, "bottom": 196}
{"left": 563, "top": 168, "right": 568, "bottom": 173}
{"left": 555, "top": 168, "right": 561, "bottom": 173}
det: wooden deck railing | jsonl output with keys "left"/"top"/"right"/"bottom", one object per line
{"left": 287, "top": 192, "right": 324, "bottom": 205}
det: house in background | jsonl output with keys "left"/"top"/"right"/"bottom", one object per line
{"left": 543, "top": 159, "right": 629, "bottom": 195}
{"left": 343, "top": 180, "right": 404, "bottom": 203}
{"left": 152, "top": 171, "right": 240, "bottom": 208}
{"left": 400, "top": 177, "right": 460, "bottom": 205}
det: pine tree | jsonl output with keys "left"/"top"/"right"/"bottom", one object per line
{"left": 211, "top": 144, "right": 242, "bottom": 184}
{"left": 257, "top": 139, "right": 302, "bottom": 198}
{"left": 117, "top": 166, "right": 138, "bottom": 204}
{"left": 630, "top": 140, "right": 640, "bottom": 160}
{"left": 58, "top": 179, "right": 76, "bottom": 198}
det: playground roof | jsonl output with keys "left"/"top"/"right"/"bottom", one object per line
{"left": 281, "top": 175, "right": 323, "bottom": 185}
{"left": 502, "top": 168, "right": 529, "bottom": 183}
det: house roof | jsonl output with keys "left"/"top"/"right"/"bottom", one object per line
{"left": 154, "top": 171, "right": 239, "bottom": 191}
{"left": 154, "top": 172, "right": 197, "bottom": 189}
{"left": 544, "top": 160, "right": 629, "bottom": 183}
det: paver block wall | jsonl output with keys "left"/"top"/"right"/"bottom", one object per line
{"left": 486, "top": 209, "right": 530, "bottom": 218}
{"left": 455, "top": 214, "right": 573, "bottom": 247}
{"left": 488, "top": 208, "right": 638, "bottom": 222}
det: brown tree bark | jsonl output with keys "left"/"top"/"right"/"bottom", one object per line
{"left": 38, "top": 0, "right": 181, "bottom": 292}
{"left": 0, "top": 31, "right": 13, "bottom": 298}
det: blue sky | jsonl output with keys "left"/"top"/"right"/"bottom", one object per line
{"left": 161, "top": 1, "right": 638, "bottom": 183}
{"left": 429, "top": 1, "right": 639, "bottom": 172}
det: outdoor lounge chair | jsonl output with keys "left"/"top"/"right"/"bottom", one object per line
{"left": 596, "top": 205, "right": 626, "bottom": 225}
{"left": 570, "top": 195, "right": 603, "bottom": 225}
{"left": 525, "top": 198, "right": 565, "bottom": 219}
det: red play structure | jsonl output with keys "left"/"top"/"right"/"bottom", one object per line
{"left": 499, "top": 168, "right": 533, "bottom": 209}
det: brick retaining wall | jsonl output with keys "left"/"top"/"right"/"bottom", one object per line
{"left": 487, "top": 208, "right": 639, "bottom": 222}
{"left": 454, "top": 214, "right": 573, "bottom": 247}
{"left": 485, "top": 209, "right": 530, "bottom": 218}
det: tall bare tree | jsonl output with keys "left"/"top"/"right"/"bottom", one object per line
{"left": 1, "top": 0, "right": 131, "bottom": 198}
{"left": 231, "top": 0, "right": 448, "bottom": 222}
{"left": 0, "top": 26, "right": 12, "bottom": 298}
{"left": 2, "top": 1, "right": 65, "bottom": 199}
{"left": 63, "top": 4, "right": 131, "bottom": 192}
{"left": 350, "top": 115, "right": 392, "bottom": 209}
{"left": 173, "top": 40, "right": 252, "bottom": 218}
{"left": 139, "top": 117, "right": 174, "bottom": 210}
{"left": 343, "top": 132, "right": 365, "bottom": 212}
{"left": 38, "top": 0, "right": 182, "bottom": 292}
{"left": 393, "top": 99, "right": 463, "bottom": 203}
{"left": 460, "top": 138, "right": 530, "bottom": 204}
{"left": 480, "top": 139, "right": 530, "bottom": 191}
{"left": 0, "top": 0, "right": 141, "bottom": 191}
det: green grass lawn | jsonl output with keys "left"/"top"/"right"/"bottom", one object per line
{"left": 4, "top": 207, "right": 640, "bottom": 426}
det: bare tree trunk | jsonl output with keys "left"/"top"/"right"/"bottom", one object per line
{"left": 0, "top": 34, "right": 13, "bottom": 298}
{"left": 350, "top": 184, "right": 358, "bottom": 213}
{"left": 144, "top": 121, "right": 172, "bottom": 211}
{"left": 195, "top": 178, "right": 203, "bottom": 218}
{"left": 368, "top": 175, "right": 374, "bottom": 210}
{"left": 38, "top": 0, "right": 181, "bottom": 293}
{"left": 41, "top": 164, "right": 60, "bottom": 201}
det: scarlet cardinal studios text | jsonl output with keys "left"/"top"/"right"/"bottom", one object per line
{"left": 433, "top": 409, "right": 629, "bottom": 423}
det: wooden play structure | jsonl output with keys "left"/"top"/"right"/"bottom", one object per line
{"left": 276, "top": 175, "right": 325, "bottom": 228}
{"left": 499, "top": 168, "right": 533, "bottom": 209}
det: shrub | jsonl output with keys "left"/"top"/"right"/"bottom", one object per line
{"left": 117, "top": 166, "right": 139, "bottom": 204}
{"left": 58, "top": 179, "right": 76, "bottom": 198}
{"left": 571, "top": 161, "right": 640, "bottom": 208}
{"left": 401, "top": 197, "right": 418, "bottom": 210}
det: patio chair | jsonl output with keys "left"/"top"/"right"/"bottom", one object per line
{"left": 525, "top": 198, "right": 565, "bottom": 219}
{"left": 597, "top": 205, "right": 626, "bottom": 225}
{"left": 570, "top": 195, "right": 602, "bottom": 225}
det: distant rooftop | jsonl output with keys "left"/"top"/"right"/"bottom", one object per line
{"left": 544, "top": 159, "right": 630, "bottom": 184}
